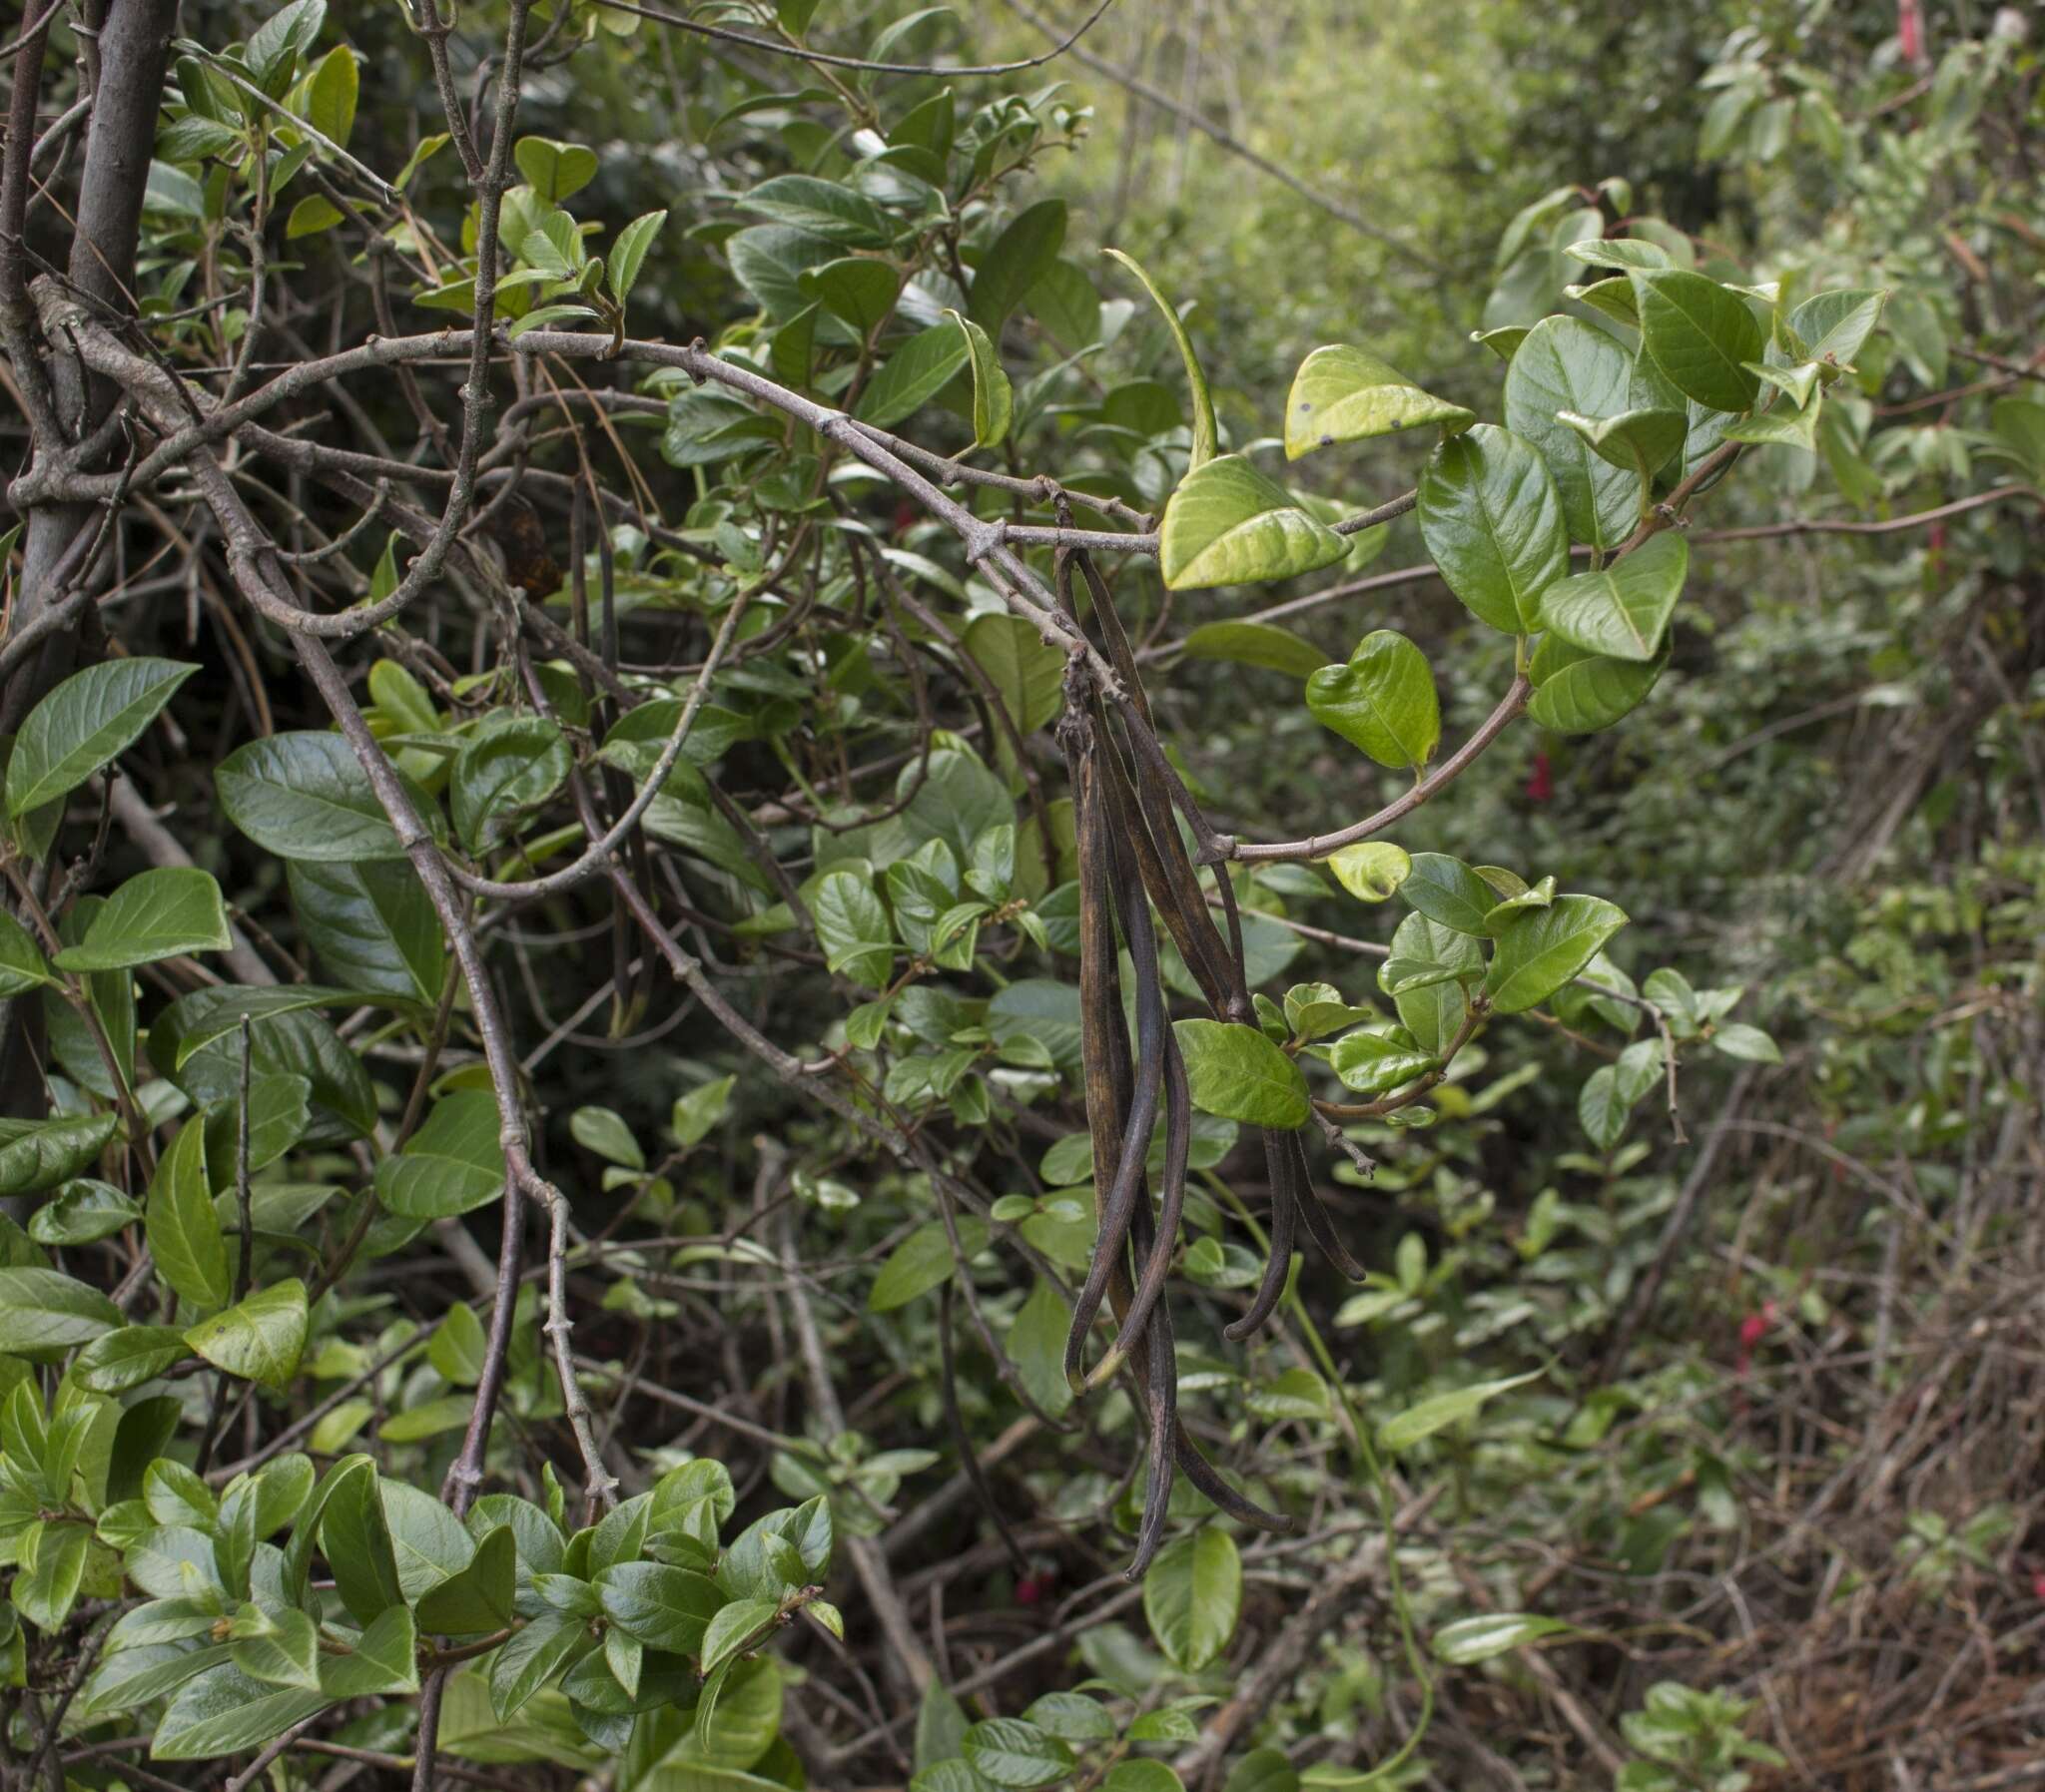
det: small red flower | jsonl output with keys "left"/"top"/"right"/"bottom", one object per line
{"left": 2031, "top": 1568, "right": 2045, "bottom": 1602}
{"left": 1525, "top": 751, "right": 1554, "bottom": 804}
{"left": 1734, "top": 1301, "right": 1777, "bottom": 1378}
{"left": 1016, "top": 1570, "right": 1052, "bottom": 1606}
{"left": 1899, "top": 0, "right": 1925, "bottom": 64}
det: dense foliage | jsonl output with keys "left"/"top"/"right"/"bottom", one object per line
{"left": 0, "top": 2, "right": 2040, "bottom": 1790}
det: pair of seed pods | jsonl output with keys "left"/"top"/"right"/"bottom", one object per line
{"left": 1050, "top": 550, "right": 1365, "bottom": 1576}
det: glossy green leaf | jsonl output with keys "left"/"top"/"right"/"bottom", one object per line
{"left": 6, "top": 659, "right": 197, "bottom": 819}
{"left": 1538, "top": 530, "right": 1688, "bottom": 663}
{"left": 451, "top": 715, "right": 570, "bottom": 855}
{"left": 855, "top": 319, "right": 972, "bottom": 429}
{"left": 596, "top": 1559, "right": 725, "bottom": 1654}
{"left": 232, "top": 1607, "right": 322, "bottom": 1690}
{"left": 1397, "top": 854, "right": 1498, "bottom": 935}
{"left": 0, "top": 911, "right": 52, "bottom": 993}
{"left": 1527, "top": 633, "right": 1669, "bottom": 734}
{"left": 963, "top": 1717, "right": 1077, "bottom": 1789}
{"left": 53, "top": 867, "right": 231, "bottom": 971}
{"left": 1161, "top": 454, "right": 1348, "bottom": 591}
{"left": 1778, "top": 287, "right": 1886, "bottom": 371}
{"left": 0, "top": 1110, "right": 119, "bottom": 1195}
{"left": 1631, "top": 269, "right": 1764, "bottom": 413}
{"left": 71, "top": 1324, "right": 190, "bottom": 1393}
{"left": 1557, "top": 406, "right": 1687, "bottom": 487}
{"left": 1503, "top": 316, "right": 1638, "bottom": 550}
{"left": 812, "top": 871, "right": 893, "bottom": 990}
{"left": 1416, "top": 423, "right": 1569, "bottom": 634}
{"left": 185, "top": 1278, "right": 308, "bottom": 1391}
{"left": 1327, "top": 841, "right": 1412, "bottom": 902}
{"left": 217, "top": 732, "right": 439, "bottom": 863}
{"left": 26, "top": 1176, "right": 138, "bottom": 1246}
{"left": 1328, "top": 1030, "right": 1437, "bottom": 1096}
{"left": 146, "top": 1120, "right": 230, "bottom": 1312}
{"left": 321, "top": 1603, "right": 419, "bottom": 1698}
{"left": 607, "top": 209, "right": 668, "bottom": 307}
{"left": 490, "top": 1608, "right": 589, "bottom": 1720}
{"left": 1484, "top": 896, "right": 1629, "bottom": 1013}
{"left": 1284, "top": 344, "right": 1472, "bottom": 458}
{"left": 1305, "top": 631, "right": 1440, "bottom": 772}
{"left": 964, "top": 613, "right": 1065, "bottom": 738}
{"left": 287, "top": 860, "right": 443, "bottom": 1007}
{"left": 1143, "top": 1525, "right": 1241, "bottom": 1671}
{"left": 1102, "top": 247, "right": 1216, "bottom": 468}
{"left": 417, "top": 1522, "right": 518, "bottom": 1635}
{"left": 374, "top": 1091, "right": 507, "bottom": 1218}
{"left": 152, "top": 1663, "right": 329, "bottom": 1759}
{"left": 1172, "top": 1018, "right": 1310, "bottom": 1129}
{"left": 0, "top": 1267, "right": 120, "bottom": 1353}
{"left": 940, "top": 309, "right": 1013, "bottom": 448}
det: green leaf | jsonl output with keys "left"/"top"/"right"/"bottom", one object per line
{"left": 27, "top": 1176, "right": 137, "bottom": 1246}
{"left": 0, "top": 911, "right": 53, "bottom": 993}
{"left": 870, "top": 1216, "right": 990, "bottom": 1313}
{"left": 607, "top": 209, "right": 668, "bottom": 307}
{"left": 0, "top": 1267, "right": 119, "bottom": 1353}
{"left": 963, "top": 1717, "right": 1077, "bottom": 1789}
{"left": 1377, "top": 1371, "right": 1541, "bottom": 1453}
{"left": 1159, "top": 454, "right": 1348, "bottom": 591}
{"left": 152, "top": 1663, "right": 329, "bottom": 1760}
{"left": 146, "top": 1120, "right": 230, "bottom": 1312}
{"left": 317, "top": 1457, "right": 404, "bottom": 1624}
{"left": 451, "top": 715, "right": 570, "bottom": 855}
{"left": 596, "top": 1559, "right": 725, "bottom": 1654}
{"left": 1431, "top": 1611, "right": 1574, "bottom": 1663}
{"left": 490, "top": 1608, "right": 588, "bottom": 1721}
{"left": 1007, "top": 1277, "right": 1073, "bottom": 1421}
{"left": 1631, "top": 270, "right": 1765, "bottom": 413}
{"left": 1397, "top": 854, "right": 1498, "bottom": 935}
{"left": 1143, "top": 1525, "right": 1241, "bottom": 1671}
{"left": 702, "top": 1597, "right": 776, "bottom": 1677}
{"left": 417, "top": 1522, "right": 517, "bottom": 1635}
{"left": 53, "top": 867, "right": 231, "bottom": 971}
{"left": 1503, "top": 317, "right": 1638, "bottom": 550}
{"left": 232, "top": 1607, "right": 322, "bottom": 1690}
{"left": 1328, "top": 1031, "right": 1437, "bottom": 1096}
{"left": 1718, "top": 392, "right": 1822, "bottom": 452}
{"left": 1283, "top": 344, "right": 1472, "bottom": 458}
{"left": 1557, "top": 406, "right": 1688, "bottom": 487}
{"left": 184, "top": 1279, "right": 308, "bottom": 1391}
{"left": 812, "top": 871, "right": 893, "bottom": 990}
{"left": 287, "top": 860, "right": 444, "bottom": 1007}
{"left": 738, "top": 174, "right": 890, "bottom": 247}
{"left": 1562, "top": 237, "right": 1670, "bottom": 272}
{"left": 1172, "top": 1019, "right": 1310, "bottom": 1129}
{"left": 855, "top": 319, "right": 972, "bottom": 429}
{"left": 1416, "top": 424, "right": 1569, "bottom": 634}
{"left": 941, "top": 309, "right": 1013, "bottom": 449}
{"left": 15, "top": 1520, "right": 89, "bottom": 1631}
{"left": 0, "top": 1111, "right": 119, "bottom": 1195}
{"left": 1177, "top": 621, "right": 1327, "bottom": 680}
{"left": 1327, "top": 842, "right": 1412, "bottom": 902}
{"left": 1711, "top": 1021, "right": 1781, "bottom": 1063}
{"left": 1484, "top": 896, "right": 1629, "bottom": 1014}
{"left": 303, "top": 43, "right": 357, "bottom": 146}
{"left": 964, "top": 612, "right": 1062, "bottom": 741}
{"left": 321, "top": 1604, "right": 419, "bottom": 1698}
{"left": 1305, "top": 631, "right": 1440, "bottom": 772}
{"left": 217, "top": 732, "right": 440, "bottom": 863}
{"left": 72, "top": 1324, "right": 190, "bottom": 1393}
{"left": 971, "top": 201, "right": 1066, "bottom": 336}
{"left": 375, "top": 1091, "right": 507, "bottom": 1218}
{"left": 1102, "top": 247, "right": 1216, "bottom": 468}
{"left": 672, "top": 1074, "right": 736, "bottom": 1147}
{"left": 1779, "top": 288, "right": 1886, "bottom": 371}
{"left": 1527, "top": 633, "right": 1669, "bottom": 734}
{"left": 795, "top": 255, "right": 899, "bottom": 334}
{"left": 6, "top": 659, "right": 197, "bottom": 818}
{"left": 513, "top": 136, "right": 598, "bottom": 204}
{"left": 1539, "top": 531, "right": 1689, "bottom": 663}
